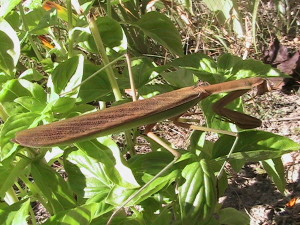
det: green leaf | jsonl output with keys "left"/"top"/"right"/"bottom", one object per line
{"left": 4, "top": 10, "right": 20, "bottom": 31}
{"left": 138, "top": 84, "right": 175, "bottom": 99}
{"left": 219, "top": 207, "right": 250, "bottom": 225}
{"left": 0, "top": 0, "right": 22, "bottom": 18}
{"left": 179, "top": 159, "right": 217, "bottom": 225}
{"left": 171, "top": 53, "right": 217, "bottom": 73}
{"left": 212, "top": 130, "right": 300, "bottom": 161}
{"left": 64, "top": 148, "right": 113, "bottom": 202}
{"left": 91, "top": 215, "right": 140, "bottom": 225}
{"left": 217, "top": 53, "right": 243, "bottom": 75}
{"left": 141, "top": 198, "right": 172, "bottom": 225}
{"left": 75, "top": 138, "right": 140, "bottom": 189}
{"left": 134, "top": 12, "right": 183, "bottom": 56}
{"left": 0, "top": 79, "right": 46, "bottom": 102}
{"left": 31, "top": 161, "right": 77, "bottom": 212}
{"left": 51, "top": 54, "right": 84, "bottom": 95}
{"left": 169, "top": 53, "right": 219, "bottom": 83}
{"left": 77, "top": 63, "right": 112, "bottom": 103}
{"left": 50, "top": 97, "right": 76, "bottom": 114}
{"left": 97, "top": 16, "right": 124, "bottom": 49}
{"left": 188, "top": 130, "right": 214, "bottom": 159}
{"left": 0, "top": 19, "right": 20, "bottom": 76}
{"left": 0, "top": 72, "right": 11, "bottom": 84}
{"left": 217, "top": 54, "right": 285, "bottom": 79}
{"left": 44, "top": 202, "right": 112, "bottom": 225}
{"left": 24, "top": 7, "right": 54, "bottom": 34}
{"left": 202, "top": 0, "right": 244, "bottom": 37}
{"left": 76, "top": 16, "right": 125, "bottom": 52}
{"left": 261, "top": 158, "right": 286, "bottom": 193}
{"left": 118, "top": 57, "right": 155, "bottom": 89}
{"left": 0, "top": 112, "right": 40, "bottom": 160}
{"left": 0, "top": 199, "right": 30, "bottom": 225}
{"left": 106, "top": 152, "right": 179, "bottom": 206}
{"left": 161, "top": 68, "right": 196, "bottom": 88}
{"left": 19, "top": 68, "right": 44, "bottom": 81}
{"left": 0, "top": 157, "right": 32, "bottom": 199}
{"left": 14, "top": 96, "right": 46, "bottom": 112}
{"left": 0, "top": 79, "right": 46, "bottom": 115}
{"left": 232, "top": 58, "right": 284, "bottom": 79}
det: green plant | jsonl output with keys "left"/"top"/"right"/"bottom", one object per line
{"left": 0, "top": 1, "right": 299, "bottom": 224}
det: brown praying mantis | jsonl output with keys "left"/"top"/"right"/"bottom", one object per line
{"left": 13, "top": 77, "right": 281, "bottom": 150}
{"left": 13, "top": 77, "right": 282, "bottom": 224}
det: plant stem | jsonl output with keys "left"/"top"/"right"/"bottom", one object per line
{"left": 124, "top": 54, "right": 137, "bottom": 155}
{"left": 125, "top": 54, "right": 137, "bottom": 101}
{"left": 217, "top": 135, "right": 239, "bottom": 179}
{"left": 19, "top": 4, "right": 43, "bottom": 62}
{"left": 87, "top": 14, "right": 122, "bottom": 101}
{"left": 66, "top": 0, "right": 74, "bottom": 57}
{"left": 107, "top": 0, "right": 111, "bottom": 17}
{"left": 252, "top": 0, "right": 260, "bottom": 53}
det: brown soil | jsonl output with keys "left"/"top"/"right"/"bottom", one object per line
{"left": 222, "top": 91, "right": 300, "bottom": 225}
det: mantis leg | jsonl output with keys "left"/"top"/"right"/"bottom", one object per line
{"left": 212, "top": 89, "right": 262, "bottom": 129}
{"left": 173, "top": 119, "right": 237, "bottom": 137}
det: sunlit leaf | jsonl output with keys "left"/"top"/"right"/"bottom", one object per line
{"left": 51, "top": 54, "right": 84, "bottom": 95}
{"left": 107, "top": 152, "right": 179, "bottom": 206}
{"left": 31, "top": 160, "right": 76, "bottom": 212}
{"left": 0, "top": 0, "right": 22, "bottom": 18}
{"left": 64, "top": 148, "right": 113, "bottom": 202}
{"left": 179, "top": 159, "right": 217, "bottom": 224}
{"left": 213, "top": 130, "right": 300, "bottom": 161}
{"left": 0, "top": 19, "right": 20, "bottom": 76}
{"left": 261, "top": 158, "right": 286, "bottom": 193}
{"left": 218, "top": 207, "right": 249, "bottom": 225}
{"left": 75, "top": 139, "right": 140, "bottom": 189}
{"left": 0, "top": 199, "right": 30, "bottom": 225}
{"left": 134, "top": 12, "right": 183, "bottom": 56}
{"left": 0, "top": 112, "right": 40, "bottom": 160}
{"left": 44, "top": 202, "right": 112, "bottom": 225}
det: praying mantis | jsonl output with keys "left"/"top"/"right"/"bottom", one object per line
{"left": 13, "top": 77, "right": 281, "bottom": 150}
{"left": 13, "top": 77, "right": 282, "bottom": 224}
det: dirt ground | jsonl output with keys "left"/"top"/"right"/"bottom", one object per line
{"left": 221, "top": 91, "right": 300, "bottom": 225}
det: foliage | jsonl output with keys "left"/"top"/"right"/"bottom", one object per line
{"left": 0, "top": 0, "right": 299, "bottom": 224}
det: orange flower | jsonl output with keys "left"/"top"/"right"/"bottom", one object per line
{"left": 38, "top": 35, "right": 54, "bottom": 49}
{"left": 43, "top": 1, "right": 64, "bottom": 12}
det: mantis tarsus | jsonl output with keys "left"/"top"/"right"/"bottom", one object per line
{"left": 13, "top": 77, "right": 282, "bottom": 224}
